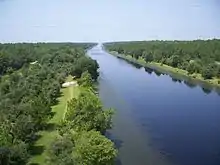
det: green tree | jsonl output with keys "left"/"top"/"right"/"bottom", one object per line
{"left": 202, "top": 65, "right": 215, "bottom": 79}
{"left": 143, "top": 51, "right": 153, "bottom": 62}
{"left": 46, "top": 136, "right": 75, "bottom": 165}
{"left": 65, "top": 90, "right": 113, "bottom": 133}
{"left": 78, "top": 71, "right": 93, "bottom": 88}
{"left": 74, "top": 130, "right": 117, "bottom": 165}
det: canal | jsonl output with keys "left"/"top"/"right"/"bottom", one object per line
{"left": 88, "top": 46, "right": 220, "bottom": 165}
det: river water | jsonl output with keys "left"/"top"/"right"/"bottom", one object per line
{"left": 88, "top": 46, "right": 220, "bottom": 165}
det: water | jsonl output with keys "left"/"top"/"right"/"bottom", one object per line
{"left": 88, "top": 46, "right": 220, "bottom": 165}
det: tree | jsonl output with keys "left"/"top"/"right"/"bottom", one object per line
{"left": 72, "top": 57, "right": 99, "bottom": 80}
{"left": 187, "top": 62, "right": 201, "bottom": 74}
{"left": 0, "top": 43, "right": 99, "bottom": 165}
{"left": 74, "top": 130, "right": 117, "bottom": 165}
{"left": 143, "top": 51, "right": 153, "bottom": 62}
{"left": 104, "top": 39, "right": 220, "bottom": 78}
{"left": 170, "top": 55, "right": 181, "bottom": 67}
{"left": 46, "top": 136, "right": 75, "bottom": 165}
{"left": 78, "top": 71, "right": 93, "bottom": 88}
{"left": 0, "top": 142, "right": 29, "bottom": 165}
{"left": 202, "top": 65, "right": 215, "bottom": 79}
{"left": 65, "top": 90, "right": 114, "bottom": 133}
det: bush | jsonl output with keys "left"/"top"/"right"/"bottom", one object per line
{"left": 74, "top": 131, "right": 117, "bottom": 165}
{"left": 202, "top": 66, "right": 215, "bottom": 79}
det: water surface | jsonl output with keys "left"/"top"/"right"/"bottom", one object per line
{"left": 88, "top": 46, "right": 220, "bottom": 165}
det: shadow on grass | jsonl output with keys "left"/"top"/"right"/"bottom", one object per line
{"left": 29, "top": 145, "right": 45, "bottom": 156}
{"left": 50, "top": 91, "right": 64, "bottom": 107}
{"left": 43, "top": 123, "right": 57, "bottom": 131}
{"left": 29, "top": 163, "right": 40, "bottom": 165}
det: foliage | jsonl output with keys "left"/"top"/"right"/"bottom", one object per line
{"left": 0, "top": 43, "right": 98, "bottom": 164}
{"left": 71, "top": 57, "right": 99, "bottom": 80}
{"left": 74, "top": 130, "right": 117, "bottom": 165}
{"left": 47, "top": 70, "right": 117, "bottom": 165}
{"left": 46, "top": 135, "right": 75, "bottom": 165}
{"left": 78, "top": 70, "right": 93, "bottom": 88}
{"left": 47, "top": 130, "right": 117, "bottom": 165}
{"left": 65, "top": 89, "right": 114, "bottom": 133}
{"left": 202, "top": 64, "right": 216, "bottom": 79}
{"left": 104, "top": 39, "right": 220, "bottom": 79}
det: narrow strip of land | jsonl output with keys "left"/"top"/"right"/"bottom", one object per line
{"left": 28, "top": 76, "right": 79, "bottom": 165}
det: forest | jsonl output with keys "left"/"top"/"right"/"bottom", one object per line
{"left": 104, "top": 39, "right": 220, "bottom": 81}
{"left": 0, "top": 43, "right": 117, "bottom": 165}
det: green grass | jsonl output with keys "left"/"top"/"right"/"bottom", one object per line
{"left": 110, "top": 51, "right": 220, "bottom": 87}
{"left": 28, "top": 76, "right": 79, "bottom": 165}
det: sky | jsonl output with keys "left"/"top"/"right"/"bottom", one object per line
{"left": 0, "top": 0, "right": 220, "bottom": 42}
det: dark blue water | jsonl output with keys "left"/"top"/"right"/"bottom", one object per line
{"left": 88, "top": 46, "right": 220, "bottom": 165}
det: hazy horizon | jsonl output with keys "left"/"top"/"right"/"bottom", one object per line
{"left": 0, "top": 0, "right": 220, "bottom": 43}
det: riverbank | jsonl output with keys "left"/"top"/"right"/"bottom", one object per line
{"left": 28, "top": 76, "right": 79, "bottom": 164}
{"left": 109, "top": 51, "right": 220, "bottom": 88}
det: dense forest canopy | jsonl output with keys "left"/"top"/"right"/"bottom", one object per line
{"left": 0, "top": 43, "right": 95, "bottom": 76}
{"left": 104, "top": 39, "right": 220, "bottom": 80}
{"left": 0, "top": 43, "right": 117, "bottom": 165}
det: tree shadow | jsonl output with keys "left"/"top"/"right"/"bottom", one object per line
{"left": 43, "top": 123, "right": 57, "bottom": 131}
{"left": 29, "top": 145, "right": 45, "bottom": 156}
{"left": 49, "top": 111, "right": 56, "bottom": 118}
{"left": 51, "top": 92, "right": 64, "bottom": 106}
{"left": 27, "top": 134, "right": 43, "bottom": 145}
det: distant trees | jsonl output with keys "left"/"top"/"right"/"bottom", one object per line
{"left": 143, "top": 51, "right": 153, "bottom": 62}
{"left": 105, "top": 39, "right": 220, "bottom": 80}
{"left": 72, "top": 57, "right": 99, "bottom": 80}
{"left": 202, "top": 64, "right": 216, "bottom": 79}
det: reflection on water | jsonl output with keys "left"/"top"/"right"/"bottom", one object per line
{"left": 183, "top": 80, "right": 197, "bottom": 88}
{"left": 202, "top": 87, "right": 212, "bottom": 94}
{"left": 154, "top": 70, "right": 163, "bottom": 77}
{"left": 171, "top": 77, "right": 182, "bottom": 83}
{"left": 144, "top": 67, "right": 154, "bottom": 74}
{"left": 141, "top": 63, "right": 219, "bottom": 94}
{"left": 116, "top": 56, "right": 142, "bottom": 69}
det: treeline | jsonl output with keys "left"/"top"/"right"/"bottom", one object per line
{"left": 0, "top": 43, "right": 100, "bottom": 165}
{"left": 46, "top": 71, "right": 117, "bottom": 165}
{"left": 104, "top": 39, "right": 220, "bottom": 80}
{"left": 0, "top": 43, "right": 95, "bottom": 76}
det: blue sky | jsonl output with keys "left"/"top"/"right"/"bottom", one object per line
{"left": 0, "top": 0, "right": 220, "bottom": 42}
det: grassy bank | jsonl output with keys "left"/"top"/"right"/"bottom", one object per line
{"left": 110, "top": 51, "right": 220, "bottom": 87}
{"left": 28, "top": 76, "right": 79, "bottom": 165}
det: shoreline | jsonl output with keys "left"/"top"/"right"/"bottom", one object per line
{"left": 109, "top": 51, "right": 220, "bottom": 89}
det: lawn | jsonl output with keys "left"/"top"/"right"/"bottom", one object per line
{"left": 28, "top": 76, "right": 79, "bottom": 165}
